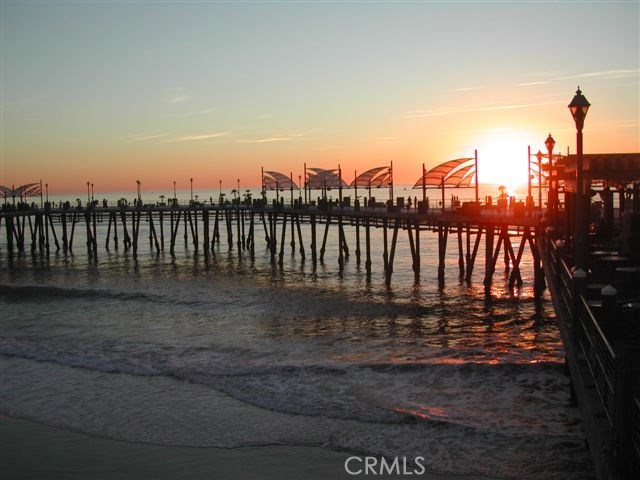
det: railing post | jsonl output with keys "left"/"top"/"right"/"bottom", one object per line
{"left": 572, "top": 268, "right": 588, "bottom": 321}
{"left": 601, "top": 285, "right": 618, "bottom": 327}
{"left": 612, "top": 339, "right": 640, "bottom": 479}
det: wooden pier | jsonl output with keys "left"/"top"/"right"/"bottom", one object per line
{"left": 0, "top": 201, "right": 544, "bottom": 291}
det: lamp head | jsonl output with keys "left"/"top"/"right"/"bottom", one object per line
{"left": 568, "top": 87, "right": 590, "bottom": 129}
{"left": 545, "top": 133, "right": 556, "bottom": 152}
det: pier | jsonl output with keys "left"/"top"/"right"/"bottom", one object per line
{"left": 0, "top": 200, "right": 543, "bottom": 291}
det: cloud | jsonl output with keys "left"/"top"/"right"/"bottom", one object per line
{"left": 448, "top": 86, "right": 483, "bottom": 92}
{"left": 127, "top": 133, "right": 170, "bottom": 142}
{"left": 172, "top": 132, "right": 229, "bottom": 142}
{"left": 518, "top": 68, "right": 639, "bottom": 87}
{"left": 518, "top": 81, "right": 550, "bottom": 87}
{"left": 162, "top": 107, "right": 218, "bottom": 117}
{"left": 168, "top": 94, "right": 190, "bottom": 104}
{"left": 556, "top": 68, "right": 639, "bottom": 81}
{"left": 405, "top": 100, "right": 564, "bottom": 119}
{"left": 237, "top": 130, "right": 318, "bottom": 143}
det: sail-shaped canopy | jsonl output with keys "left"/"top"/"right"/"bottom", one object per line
{"left": 412, "top": 158, "right": 474, "bottom": 188}
{"left": 349, "top": 166, "right": 389, "bottom": 187}
{"left": 307, "top": 168, "right": 348, "bottom": 189}
{"left": 263, "top": 171, "right": 298, "bottom": 190}
{"left": 369, "top": 171, "right": 391, "bottom": 187}
{"left": 457, "top": 169, "right": 476, "bottom": 187}
{"left": 0, "top": 183, "right": 41, "bottom": 198}
{"left": 444, "top": 163, "right": 475, "bottom": 186}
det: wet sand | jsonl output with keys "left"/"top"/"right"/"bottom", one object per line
{"left": 0, "top": 416, "right": 486, "bottom": 480}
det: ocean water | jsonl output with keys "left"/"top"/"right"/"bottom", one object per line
{"left": 0, "top": 191, "right": 593, "bottom": 479}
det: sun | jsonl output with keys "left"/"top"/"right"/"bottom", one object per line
{"left": 472, "top": 128, "right": 535, "bottom": 193}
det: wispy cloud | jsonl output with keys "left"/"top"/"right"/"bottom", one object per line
{"left": 162, "top": 107, "right": 218, "bottom": 117}
{"left": 556, "top": 68, "right": 639, "bottom": 81}
{"left": 237, "top": 130, "right": 318, "bottom": 144}
{"left": 127, "top": 133, "right": 170, "bottom": 143}
{"left": 518, "top": 68, "right": 639, "bottom": 87}
{"left": 242, "top": 136, "right": 291, "bottom": 143}
{"left": 518, "top": 80, "right": 550, "bottom": 87}
{"left": 405, "top": 100, "right": 565, "bottom": 119}
{"left": 168, "top": 93, "right": 190, "bottom": 104}
{"left": 448, "top": 86, "right": 483, "bottom": 92}
{"left": 379, "top": 136, "right": 397, "bottom": 141}
{"left": 172, "top": 132, "right": 229, "bottom": 142}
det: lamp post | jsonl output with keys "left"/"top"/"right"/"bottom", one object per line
{"left": 91, "top": 183, "right": 94, "bottom": 202}
{"left": 536, "top": 150, "right": 543, "bottom": 211}
{"left": 136, "top": 180, "right": 141, "bottom": 204}
{"left": 545, "top": 133, "right": 556, "bottom": 221}
{"left": 219, "top": 179, "right": 222, "bottom": 204}
{"left": 190, "top": 178, "right": 193, "bottom": 202}
{"left": 568, "top": 87, "right": 590, "bottom": 269}
{"left": 87, "top": 181, "right": 90, "bottom": 205}
{"left": 527, "top": 146, "right": 532, "bottom": 204}
{"left": 173, "top": 180, "right": 176, "bottom": 201}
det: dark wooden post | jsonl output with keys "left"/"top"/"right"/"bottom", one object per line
{"left": 355, "top": 217, "right": 361, "bottom": 265}
{"left": 483, "top": 224, "right": 494, "bottom": 288}
{"left": 365, "top": 216, "right": 371, "bottom": 276}
{"left": 278, "top": 214, "right": 287, "bottom": 267}
{"left": 320, "top": 215, "right": 330, "bottom": 264}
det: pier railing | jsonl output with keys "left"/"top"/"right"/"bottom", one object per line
{"left": 544, "top": 229, "right": 640, "bottom": 479}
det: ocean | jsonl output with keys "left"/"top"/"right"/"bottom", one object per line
{"left": 0, "top": 186, "right": 593, "bottom": 479}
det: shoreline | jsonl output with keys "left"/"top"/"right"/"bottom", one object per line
{"left": 0, "top": 416, "right": 487, "bottom": 480}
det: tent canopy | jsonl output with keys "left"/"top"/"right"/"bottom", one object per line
{"left": 0, "top": 183, "right": 41, "bottom": 198}
{"left": 349, "top": 166, "right": 390, "bottom": 188}
{"left": 263, "top": 171, "right": 298, "bottom": 190}
{"left": 412, "top": 158, "right": 475, "bottom": 189}
{"left": 306, "top": 168, "right": 348, "bottom": 189}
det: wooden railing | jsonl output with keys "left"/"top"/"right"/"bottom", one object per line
{"left": 543, "top": 230, "right": 640, "bottom": 478}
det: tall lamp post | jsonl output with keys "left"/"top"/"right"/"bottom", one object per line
{"left": 87, "top": 181, "right": 90, "bottom": 205}
{"left": 173, "top": 180, "right": 176, "bottom": 201}
{"left": 536, "top": 150, "right": 543, "bottom": 211}
{"left": 190, "top": 178, "right": 193, "bottom": 202}
{"left": 527, "top": 146, "right": 532, "bottom": 204}
{"left": 545, "top": 133, "right": 556, "bottom": 221}
{"left": 568, "top": 87, "right": 590, "bottom": 269}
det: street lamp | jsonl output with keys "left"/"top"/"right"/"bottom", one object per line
{"left": 173, "top": 180, "right": 176, "bottom": 201}
{"left": 545, "top": 133, "right": 556, "bottom": 220}
{"left": 536, "top": 150, "right": 543, "bottom": 211}
{"left": 219, "top": 179, "right": 222, "bottom": 204}
{"left": 136, "top": 180, "right": 141, "bottom": 204}
{"left": 87, "top": 181, "right": 90, "bottom": 204}
{"left": 190, "top": 178, "right": 193, "bottom": 202}
{"left": 91, "top": 183, "right": 94, "bottom": 202}
{"left": 568, "top": 87, "right": 590, "bottom": 269}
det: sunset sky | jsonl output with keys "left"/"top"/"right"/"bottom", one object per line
{"left": 1, "top": 2, "right": 638, "bottom": 194}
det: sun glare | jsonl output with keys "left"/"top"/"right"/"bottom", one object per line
{"left": 473, "top": 129, "right": 535, "bottom": 192}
